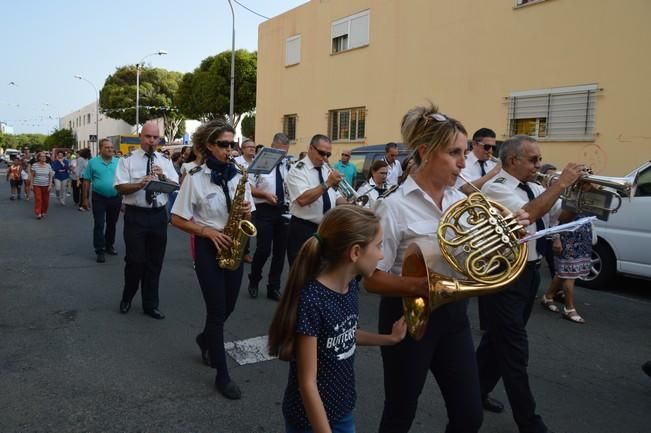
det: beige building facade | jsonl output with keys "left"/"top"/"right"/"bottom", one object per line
{"left": 256, "top": 0, "right": 650, "bottom": 175}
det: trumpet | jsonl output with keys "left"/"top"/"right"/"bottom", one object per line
{"left": 324, "top": 162, "right": 369, "bottom": 206}
{"left": 534, "top": 170, "right": 637, "bottom": 221}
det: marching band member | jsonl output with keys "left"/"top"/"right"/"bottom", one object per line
{"left": 355, "top": 159, "right": 389, "bottom": 209}
{"left": 364, "top": 104, "right": 530, "bottom": 433}
{"left": 171, "top": 119, "right": 254, "bottom": 400}
{"left": 456, "top": 128, "right": 502, "bottom": 195}
{"left": 285, "top": 134, "right": 347, "bottom": 267}
{"left": 248, "top": 133, "right": 292, "bottom": 301}
{"left": 476, "top": 134, "right": 583, "bottom": 433}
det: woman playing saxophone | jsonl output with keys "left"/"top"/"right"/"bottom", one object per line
{"left": 171, "top": 119, "right": 254, "bottom": 400}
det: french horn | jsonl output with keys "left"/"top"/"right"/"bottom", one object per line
{"left": 401, "top": 175, "right": 528, "bottom": 340}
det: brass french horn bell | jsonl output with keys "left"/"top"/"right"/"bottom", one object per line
{"left": 402, "top": 186, "right": 528, "bottom": 340}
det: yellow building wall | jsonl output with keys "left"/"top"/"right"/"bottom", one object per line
{"left": 256, "top": 0, "right": 651, "bottom": 175}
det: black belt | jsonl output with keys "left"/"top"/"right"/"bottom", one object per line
{"left": 125, "top": 204, "right": 165, "bottom": 213}
{"left": 526, "top": 259, "right": 542, "bottom": 269}
{"left": 290, "top": 215, "right": 318, "bottom": 229}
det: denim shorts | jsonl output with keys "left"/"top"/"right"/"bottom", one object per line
{"left": 285, "top": 411, "right": 355, "bottom": 433}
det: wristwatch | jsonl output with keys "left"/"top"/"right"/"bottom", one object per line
{"left": 320, "top": 182, "right": 328, "bottom": 191}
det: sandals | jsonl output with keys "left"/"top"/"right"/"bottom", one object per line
{"left": 540, "top": 296, "right": 560, "bottom": 313}
{"left": 562, "top": 307, "right": 585, "bottom": 324}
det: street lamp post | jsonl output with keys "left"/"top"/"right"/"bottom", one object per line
{"left": 74, "top": 75, "right": 99, "bottom": 153}
{"left": 227, "top": 0, "right": 236, "bottom": 125}
{"left": 135, "top": 50, "right": 168, "bottom": 134}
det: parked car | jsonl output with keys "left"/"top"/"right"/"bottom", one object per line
{"left": 349, "top": 143, "right": 411, "bottom": 189}
{"left": 579, "top": 161, "right": 651, "bottom": 288}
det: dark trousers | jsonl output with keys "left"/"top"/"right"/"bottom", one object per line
{"left": 72, "top": 179, "right": 81, "bottom": 205}
{"left": 121, "top": 206, "right": 168, "bottom": 311}
{"left": 286, "top": 216, "right": 318, "bottom": 268}
{"left": 91, "top": 192, "right": 122, "bottom": 253}
{"left": 249, "top": 204, "right": 289, "bottom": 293}
{"left": 378, "top": 297, "right": 482, "bottom": 433}
{"left": 476, "top": 262, "right": 547, "bottom": 433}
{"left": 194, "top": 237, "right": 243, "bottom": 382}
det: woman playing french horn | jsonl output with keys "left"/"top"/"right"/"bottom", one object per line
{"left": 171, "top": 119, "right": 254, "bottom": 400}
{"left": 363, "top": 103, "right": 530, "bottom": 433}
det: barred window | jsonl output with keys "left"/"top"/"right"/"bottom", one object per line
{"left": 329, "top": 107, "right": 366, "bottom": 141}
{"left": 507, "top": 84, "right": 598, "bottom": 140}
{"left": 283, "top": 114, "right": 297, "bottom": 141}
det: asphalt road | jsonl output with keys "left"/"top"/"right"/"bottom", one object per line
{"left": 1, "top": 174, "right": 650, "bottom": 433}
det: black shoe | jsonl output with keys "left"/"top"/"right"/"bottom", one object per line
{"left": 144, "top": 309, "right": 165, "bottom": 320}
{"left": 195, "top": 333, "right": 210, "bottom": 366}
{"left": 267, "top": 290, "right": 281, "bottom": 301}
{"left": 216, "top": 379, "right": 242, "bottom": 400}
{"left": 96, "top": 252, "right": 106, "bottom": 263}
{"left": 248, "top": 286, "right": 258, "bottom": 299}
{"left": 105, "top": 246, "right": 118, "bottom": 255}
{"left": 482, "top": 395, "right": 504, "bottom": 413}
{"left": 119, "top": 300, "right": 131, "bottom": 314}
{"left": 643, "top": 361, "right": 651, "bottom": 378}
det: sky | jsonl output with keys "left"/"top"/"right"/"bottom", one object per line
{"left": 0, "top": 0, "right": 308, "bottom": 135}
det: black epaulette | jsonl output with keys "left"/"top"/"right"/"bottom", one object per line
{"left": 379, "top": 183, "right": 400, "bottom": 199}
{"left": 493, "top": 177, "right": 506, "bottom": 184}
{"left": 295, "top": 161, "right": 305, "bottom": 169}
{"left": 189, "top": 166, "right": 202, "bottom": 176}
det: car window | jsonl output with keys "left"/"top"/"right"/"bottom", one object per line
{"left": 635, "top": 166, "right": 651, "bottom": 197}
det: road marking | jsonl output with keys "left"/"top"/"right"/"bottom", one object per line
{"left": 225, "top": 335, "right": 277, "bottom": 365}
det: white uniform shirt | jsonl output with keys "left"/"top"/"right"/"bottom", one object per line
{"left": 286, "top": 157, "right": 341, "bottom": 224}
{"left": 376, "top": 176, "right": 466, "bottom": 277}
{"left": 253, "top": 158, "right": 290, "bottom": 205}
{"left": 454, "top": 151, "right": 498, "bottom": 189}
{"left": 481, "top": 169, "right": 561, "bottom": 262}
{"left": 114, "top": 149, "right": 179, "bottom": 207}
{"left": 355, "top": 178, "right": 381, "bottom": 209}
{"left": 384, "top": 158, "right": 403, "bottom": 186}
{"left": 171, "top": 164, "right": 255, "bottom": 230}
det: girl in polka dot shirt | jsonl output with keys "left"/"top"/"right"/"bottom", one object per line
{"left": 269, "top": 205, "right": 406, "bottom": 433}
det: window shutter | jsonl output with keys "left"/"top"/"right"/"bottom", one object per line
{"left": 547, "top": 91, "right": 597, "bottom": 138}
{"left": 349, "top": 13, "right": 369, "bottom": 48}
{"left": 331, "top": 21, "right": 348, "bottom": 38}
{"left": 509, "top": 94, "right": 549, "bottom": 119}
{"left": 285, "top": 35, "right": 301, "bottom": 66}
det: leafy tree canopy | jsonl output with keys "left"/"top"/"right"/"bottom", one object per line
{"left": 1, "top": 133, "right": 47, "bottom": 151}
{"left": 45, "top": 128, "right": 77, "bottom": 150}
{"left": 100, "top": 65, "right": 185, "bottom": 144}
{"left": 241, "top": 113, "right": 255, "bottom": 140}
{"left": 177, "top": 49, "right": 257, "bottom": 127}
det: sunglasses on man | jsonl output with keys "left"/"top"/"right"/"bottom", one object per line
{"left": 214, "top": 140, "right": 237, "bottom": 149}
{"left": 477, "top": 142, "right": 496, "bottom": 151}
{"left": 311, "top": 144, "right": 332, "bottom": 158}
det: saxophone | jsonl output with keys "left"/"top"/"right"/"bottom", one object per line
{"left": 217, "top": 157, "right": 258, "bottom": 270}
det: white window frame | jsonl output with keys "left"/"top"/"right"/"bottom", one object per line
{"left": 514, "top": 0, "right": 547, "bottom": 8}
{"left": 330, "top": 10, "right": 369, "bottom": 54}
{"left": 328, "top": 107, "right": 366, "bottom": 142}
{"left": 507, "top": 84, "right": 599, "bottom": 141}
{"left": 285, "top": 35, "right": 301, "bottom": 67}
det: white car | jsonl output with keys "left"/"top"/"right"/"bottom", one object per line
{"left": 579, "top": 161, "right": 651, "bottom": 288}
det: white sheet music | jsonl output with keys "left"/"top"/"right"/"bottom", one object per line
{"left": 519, "top": 216, "right": 596, "bottom": 243}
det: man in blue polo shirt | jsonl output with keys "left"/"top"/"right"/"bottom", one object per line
{"left": 82, "top": 138, "right": 122, "bottom": 263}
{"left": 333, "top": 150, "right": 356, "bottom": 186}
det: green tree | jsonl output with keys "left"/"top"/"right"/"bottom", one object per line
{"left": 241, "top": 113, "right": 255, "bottom": 140}
{"left": 44, "top": 128, "right": 77, "bottom": 150}
{"left": 1, "top": 133, "right": 47, "bottom": 151}
{"left": 100, "top": 66, "right": 185, "bottom": 144}
{"left": 177, "top": 50, "right": 257, "bottom": 127}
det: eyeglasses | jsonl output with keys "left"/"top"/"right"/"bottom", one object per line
{"left": 342, "top": 153, "right": 351, "bottom": 157}
{"left": 213, "top": 140, "right": 237, "bottom": 149}
{"left": 476, "top": 142, "right": 496, "bottom": 151}
{"left": 311, "top": 145, "right": 332, "bottom": 158}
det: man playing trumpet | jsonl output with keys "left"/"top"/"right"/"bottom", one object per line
{"left": 476, "top": 134, "right": 585, "bottom": 433}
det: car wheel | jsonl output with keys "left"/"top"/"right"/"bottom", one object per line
{"left": 578, "top": 239, "right": 616, "bottom": 289}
